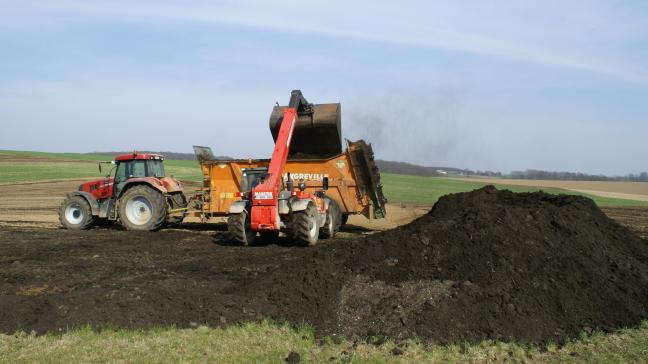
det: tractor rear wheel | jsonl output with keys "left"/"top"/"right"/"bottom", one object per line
{"left": 291, "top": 203, "right": 319, "bottom": 246}
{"left": 227, "top": 212, "right": 256, "bottom": 245}
{"left": 59, "top": 195, "right": 95, "bottom": 230}
{"left": 320, "top": 199, "right": 341, "bottom": 239}
{"left": 118, "top": 185, "right": 167, "bottom": 231}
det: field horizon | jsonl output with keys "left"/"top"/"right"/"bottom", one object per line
{"left": 2, "top": 149, "right": 648, "bottom": 208}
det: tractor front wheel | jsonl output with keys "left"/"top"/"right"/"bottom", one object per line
{"left": 59, "top": 195, "right": 95, "bottom": 230}
{"left": 118, "top": 185, "right": 167, "bottom": 231}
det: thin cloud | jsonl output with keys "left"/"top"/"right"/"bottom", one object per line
{"left": 3, "top": 1, "right": 647, "bottom": 83}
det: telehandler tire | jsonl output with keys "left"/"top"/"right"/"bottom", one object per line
{"left": 227, "top": 211, "right": 256, "bottom": 246}
{"left": 320, "top": 199, "right": 341, "bottom": 239}
{"left": 292, "top": 203, "right": 319, "bottom": 246}
{"left": 59, "top": 195, "right": 95, "bottom": 230}
{"left": 119, "top": 185, "right": 166, "bottom": 231}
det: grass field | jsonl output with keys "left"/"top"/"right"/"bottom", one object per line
{"left": 1, "top": 321, "right": 647, "bottom": 363}
{"left": 0, "top": 150, "right": 202, "bottom": 183}
{"left": 381, "top": 173, "right": 648, "bottom": 207}
{"left": 2, "top": 150, "right": 648, "bottom": 207}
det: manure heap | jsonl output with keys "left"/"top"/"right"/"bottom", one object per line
{"left": 256, "top": 186, "right": 648, "bottom": 344}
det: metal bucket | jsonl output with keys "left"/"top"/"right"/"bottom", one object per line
{"left": 269, "top": 103, "right": 342, "bottom": 158}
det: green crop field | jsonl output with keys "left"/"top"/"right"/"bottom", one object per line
{"left": 2, "top": 150, "right": 648, "bottom": 207}
{"left": 0, "top": 150, "right": 202, "bottom": 183}
{"left": 381, "top": 173, "right": 648, "bottom": 207}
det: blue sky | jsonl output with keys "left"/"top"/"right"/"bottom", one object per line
{"left": 1, "top": 1, "right": 647, "bottom": 175}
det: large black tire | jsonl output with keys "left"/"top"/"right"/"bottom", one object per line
{"left": 320, "top": 199, "right": 341, "bottom": 239}
{"left": 118, "top": 185, "right": 167, "bottom": 231}
{"left": 59, "top": 195, "right": 95, "bottom": 230}
{"left": 291, "top": 203, "right": 319, "bottom": 246}
{"left": 227, "top": 212, "right": 256, "bottom": 246}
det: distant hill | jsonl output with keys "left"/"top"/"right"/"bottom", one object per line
{"left": 374, "top": 160, "right": 471, "bottom": 177}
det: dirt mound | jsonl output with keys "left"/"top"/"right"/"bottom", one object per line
{"left": 248, "top": 186, "right": 648, "bottom": 343}
{"left": 1, "top": 186, "right": 647, "bottom": 345}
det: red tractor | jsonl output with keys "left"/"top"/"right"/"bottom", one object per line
{"left": 227, "top": 90, "right": 342, "bottom": 245}
{"left": 58, "top": 152, "right": 186, "bottom": 231}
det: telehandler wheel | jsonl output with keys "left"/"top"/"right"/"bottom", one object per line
{"left": 227, "top": 212, "right": 256, "bottom": 246}
{"left": 320, "top": 199, "right": 341, "bottom": 239}
{"left": 59, "top": 195, "right": 95, "bottom": 230}
{"left": 118, "top": 185, "right": 167, "bottom": 231}
{"left": 292, "top": 203, "right": 319, "bottom": 246}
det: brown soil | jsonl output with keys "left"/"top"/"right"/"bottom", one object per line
{"left": 454, "top": 177, "right": 648, "bottom": 201}
{"left": 1, "top": 186, "right": 646, "bottom": 345}
{"left": 602, "top": 207, "right": 648, "bottom": 239}
{"left": 0, "top": 180, "right": 421, "bottom": 231}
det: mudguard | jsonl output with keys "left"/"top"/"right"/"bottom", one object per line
{"left": 290, "top": 199, "right": 311, "bottom": 212}
{"left": 229, "top": 200, "right": 248, "bottom": 214}
{"left": 116, "top": 179, "right": 167, "bottom": 198}
{"left": 71, "top": 191, "right": 100, "bottom": 216}
{"left": 278, "top": 199, "right": 290, "bottom": 215}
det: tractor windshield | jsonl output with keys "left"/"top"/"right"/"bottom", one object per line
{"left": 114, "top": 159, "right": 165, "bottom": 182}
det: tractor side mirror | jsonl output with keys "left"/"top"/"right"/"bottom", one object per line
{"left": 98, "top": 163, "right": 102, "bottom": 174}
{"left": 322, "top": 177, "right": 329, "bottom": 191}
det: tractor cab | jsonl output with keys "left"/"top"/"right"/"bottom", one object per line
{"left": 111, "top": 153, "right": 166, "bottom": 196}
{"left": 88, "top": 152, "right": 168, "bottom": 199}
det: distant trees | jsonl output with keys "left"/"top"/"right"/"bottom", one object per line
{"left": 627, "top": 172, "right": 648, "bottom": 182}
{"left": 509, "top": 169, "right": 648, "bottom": 182}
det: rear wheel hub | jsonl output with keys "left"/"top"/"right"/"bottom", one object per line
{"left": 125, "top": 196, "right": 153, "bottom": 225}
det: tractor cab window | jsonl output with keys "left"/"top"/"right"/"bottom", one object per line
{"left": 114, "top": 162, "right": 127, "bottom": 182}
{"left": 114, "top": 159, "right": 165, "bottom": 183}
{"left": 131, "top": 160, "right": 146, "bottom": 177}
{"left": 148, "top": 160, "right": 165, "bottom": 178}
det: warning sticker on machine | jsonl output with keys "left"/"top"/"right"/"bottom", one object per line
{"left": 282, "top": 173, "right": 329, "bottom": 182}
